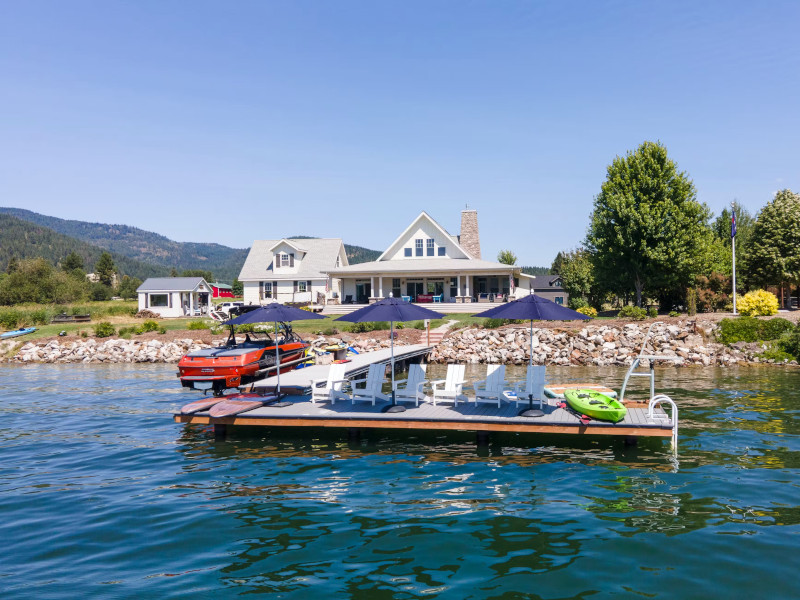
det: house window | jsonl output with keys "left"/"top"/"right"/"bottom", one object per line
{"left": 280, "top": 253, "right": 290, "bottom": 267}
{"left": 262, "top": 282, "right": 272, "bottom": 299}
{"left": 149, "top": 293, "right": 169, "bottom": 307}
{"left": 392, "top": 278, "right": 401, "bottom": 298}
{"left": 297, "top": 281, "right": 307, "bottom": 293}
{"left": 335, "top": 256, "right": 340, "bottom": 267}
{"left": 426, "top": 239, "right": 434, "bottom": 256}
{"left": 554, "top": 280, "right": 562, "bottom": 287}
{"left": 555, "top": 296, "right": 564, "bottom": 305}
{"left": 404, "top": 248, "right": 412, "bottom": 257}
{"left": 415, "top": 239, "right": 423, "bottom": 256}
{"left": 438, "top": 246, "right": 446, "bottom": 256}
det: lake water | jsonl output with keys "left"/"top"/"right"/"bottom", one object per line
{"left": 1, "top": 363, "right": 798, "bottom": 599}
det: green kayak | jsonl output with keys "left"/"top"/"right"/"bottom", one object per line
{"left": 564, "top": 389, "right": 627, "bottom": 423}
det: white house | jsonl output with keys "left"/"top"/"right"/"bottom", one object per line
{"left": 238, "top": 238, "right": 348, "bottom": 305}
{"left": 136, "top": 277, "right": 212, "bottom": 318}
{"left": 325, "top": 210, "right": 548, "bottom": 304}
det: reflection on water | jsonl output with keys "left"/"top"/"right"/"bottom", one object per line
{"left": 0, "top": 363, "right": 798, "bottom": 599}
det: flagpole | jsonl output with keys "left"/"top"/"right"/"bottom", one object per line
{"left": 731, "top": 202, "right": 737, "bottom": 315}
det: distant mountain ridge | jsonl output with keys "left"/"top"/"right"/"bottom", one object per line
{"left": 0, "top": 214, "right": 171, "bottom": 279}
{"left": 0, "top": 207, "right": 382, "bottom": 281}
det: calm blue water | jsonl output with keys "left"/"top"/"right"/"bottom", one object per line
{"left": 1, "top": 363, "right": 798, "bottom": 599}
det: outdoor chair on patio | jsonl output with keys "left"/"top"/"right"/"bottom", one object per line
{"left": 349, "top": 363, "right": 391, "bottom": 405}
{"left": 401, "top": 295, "right": 411, "bottom": 302}
{"left": 343, "top": 295, "right": 354, "bottom": 304}
{"left": 473, "top": 364, "right": 509, "bottom": 407}
{"left": 502, "top": 365, "right": 546, "bottom": 409}
{"left": 393, "top": 363, "right": 428, "bottom": 406}
{"left": 432, "top": 294, "right": 443, "bottom": 303}
{"left": 310, "top": 363, "right": 349, "bottom": 404}
{"left": 431, "top": 364, "right": 467, "bottom": 406}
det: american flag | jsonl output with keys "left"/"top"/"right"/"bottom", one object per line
{"left": 731, "top": 209, "right": 737, "bottom": 238}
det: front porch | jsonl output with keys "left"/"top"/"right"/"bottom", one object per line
{"left": 338, "top": 273, "right": 521, "bottom": 306}
{"left": 321, "top": 300, "right": 509, "bottom": 315}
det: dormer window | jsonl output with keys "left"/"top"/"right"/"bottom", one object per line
{"left": 415, "top": 239, "right": 423, "bottom": 256}
{"left": 278, "top": 253, "right": 294, "bottom": 268}
{"left": 427, "top": 239, "right": 434, "bottom": 256}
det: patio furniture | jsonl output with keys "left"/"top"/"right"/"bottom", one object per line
{"left": 473, "top": 364, "right": 509, "bottom": 407}
{"left": 350, "top": 363, "right": 391, "bottom": 405}
{"left": 431, "top": 364, "right": 467, "bottom": 406}
{"left": 310, "top": 363, "right": 349, "bottom": 404}
{"left": 502, "top": 365, "right": 546, "bottom": 409}
{"left": 343, "top": 295, "right": 354, "bottom": 304}
{"left": 393, "top": 363, "right": 428, "bottom": 406}
{"left": 417, "top": 294, "right": 434, "bottom": 303}
{"left": 401, "top": 295, "right": 411, "bottom": 302}
{"left": 477, "top": 293, "right": 491, "bottom": 303}
{"left": 432, "top": 294, "right": 443, "bottom": 303}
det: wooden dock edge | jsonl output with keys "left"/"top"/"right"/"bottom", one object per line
{"left": 173, "top": 414, "right": 673, "bottom": 437}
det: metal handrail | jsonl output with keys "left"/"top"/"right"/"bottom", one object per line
{"left": 619, "top": 321, "right": 681, "bottom": 403}
{"left": 648, "top": 394, "right": 678, "bottom": 453}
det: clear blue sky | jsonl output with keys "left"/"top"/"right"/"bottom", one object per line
{"left": 1, "top": 1, "right": 798, "bottom": 266}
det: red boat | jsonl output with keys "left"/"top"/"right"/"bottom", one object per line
{"left": 177, "top": 321, "right": 309, "bottom": 395}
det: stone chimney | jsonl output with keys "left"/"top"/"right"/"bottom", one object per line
{"left": 459, "top": 209, "right": 481, "bottom": 259}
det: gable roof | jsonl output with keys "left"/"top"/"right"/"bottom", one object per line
{"left": 268, "top": 239, "right": 306, "bottom": 253}
{"left": 137, "top": 277, "right": 208, "bottom": 293}
{"left": 239, "top": 238, "right": 346, "bottom": 281}
{"left": 376, "top": 211, "right": 474, "bottom": 261}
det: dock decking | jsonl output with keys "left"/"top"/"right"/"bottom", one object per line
{"left": 175, "top": 395, "right": 674, "bottom": 438}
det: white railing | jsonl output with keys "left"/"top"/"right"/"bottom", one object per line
{"left": 648, "top": 394, "right": 679, "bottom": 454}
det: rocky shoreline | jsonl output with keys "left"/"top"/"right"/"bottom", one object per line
{"left": 2, "top": 320, "right": 795, "bottom": 367}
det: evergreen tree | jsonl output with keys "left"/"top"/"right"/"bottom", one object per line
{"left": 232, "top": 278, "right": 243, "bottom": 296}
{"left": 95, "top": 252, "right": 116, "bottom": 286}
{"left": 6, "top": 256, "right": 19, "bottom": 274}
{"left": 61, "top": 251, "right": 85, "bottom": 272}
{"left": 550, "top": 251, "right": 566, "bottom": 275}
{"left": 586, "top": 141, "right": 712, "bottom": 307}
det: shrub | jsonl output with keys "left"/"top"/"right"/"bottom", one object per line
{"left": 758, "top": 317, "right": 794, "bottom": 340}
{"left": 80, "top": 330, "right": 88, "bottom": 338}
{"left": 29, "top": 309, "right": 50, "bottom": 325}
{"left": 738, "top": 289, "right": 779, "bottom": 317}
{"left": 617, "top": 306, "right": 647, "bottom": 321}
{"left": 187, "top": 320, "right": 210, "bottom": 330}
{"left": 236, "top": 324, "right": 255, "bottom": 333}
{"left": 669, "top": 311, "right": 680, "bottom": 318}
{"left": 93, "top": 322, "right": 116, "bottom": 338}
{"left": 158, "top": 326, "right": 166, "bottom": 334}
{"left": 347, "top": 321, "right": 390, "bottom": 333}
{"left": 568, "top": 297, "right": 589, "bottom": 310}
{"left": 759, "top": 344, "right": 794, "bottom": 363}
{"left": 576, "top": 306, "right": 597, "bottom": 318}
{"left": 322, "top": 327, "right": 339, "bottom": 336}
{"left": 778, "top": 330, "right": 800, "bottom": 359}
{"left": 139, "top": 319, "right": 160, "bottom": 333}
{"left": 484, "top": 318, "right": 512, "bottom": 329}
{"left": 0, "top": 310, "right": 19, "bottom": 329}
{"left": 647, "top": 307, "right": 658, "bottom": 318}
{"left": 717, "top": 316, "right": 793, "bottom": 344}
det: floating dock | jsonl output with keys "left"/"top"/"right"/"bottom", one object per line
{"left": 175, "top": 346, "right": 679, "bottom": 450}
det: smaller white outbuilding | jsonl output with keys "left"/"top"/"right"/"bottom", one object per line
{"left": 136, "top": 277, "right": 212, "bottom": 318}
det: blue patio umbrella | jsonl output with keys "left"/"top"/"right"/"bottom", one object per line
{"left": 335, "top": 297, "right": 445, "bottom": 412}
{"left": 474, "top": 294, "right": 591, "bottom": 416}
{"left": 226, "top": 303, "right": 325, "bottom": 395}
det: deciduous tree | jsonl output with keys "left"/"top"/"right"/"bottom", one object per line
{"left": 497, "top": 250, "right": 517, "bottom": 265}
{"left": 586, "top": 141, "right": 711, "bottom": 307}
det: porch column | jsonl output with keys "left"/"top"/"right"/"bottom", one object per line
{"left": 457, "top": 275, "right": 462, "bottom": 297}
{"left": 379, "top": 276, "right": 383, "bottom": 298}
{"left": 465, "top": 276, "right": 470, "bottom": 298}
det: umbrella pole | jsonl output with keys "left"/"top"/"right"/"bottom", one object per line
{"left": 520, "top": 318, "right": 544, "bottom": 418}
{"left": 275, "top": 321, "right": 280, "bottom": 397}
{"left": 384, "top": 320, "right": 405, "bottom": 413}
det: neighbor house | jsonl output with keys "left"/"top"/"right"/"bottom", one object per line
{"left": 324, "top": 210, "right": 554, "bottom": 304}
{"left": 136, "top": 277, "right": 211, "bottom": 318}
{"left": 526, "top": 274, "right": 567, "bottom": 305}
{"left": 210, "top": 282, "right": 234, "bottom": 298}
{"left": 238, "top": 238, "right": 348, "bottom": 305}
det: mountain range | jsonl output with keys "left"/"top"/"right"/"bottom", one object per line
{"left": 0, "top": 207, "right": 381, "bottom": 282}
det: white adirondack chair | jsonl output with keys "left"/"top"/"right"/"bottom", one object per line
{"left": 393, "top": 363, "right": 428, "bottom": 406}
{"left": 310, "top": 363, "right": 349, "bottom": 404}
{"left": 431, "top": 364, "right": 467, "bottom": 406}
{"left": 473, "top": 364, "right": 508, "bottom": 407}
{"left": 350, "top": 363, "right": 391, "bottom": 405}
{"left": 503, "top": 365, "right": 546, "bottom": 408}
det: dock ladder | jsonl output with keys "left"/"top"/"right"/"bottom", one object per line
{"left": 619, "top": 321, "right": 681, "bottom": 453}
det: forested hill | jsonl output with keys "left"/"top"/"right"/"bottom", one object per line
{"left": 0, "top": 208, "right": 384, "bottom": 282}
{"left": 0, "top": 214, "right": 170, "bottom": 279}
{"left": 290, "top": 235, "right": 381, "bottom": 264}
{"left": 0, "top": 207, "right": 248, "bottom": 282}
